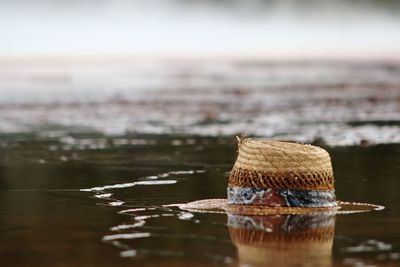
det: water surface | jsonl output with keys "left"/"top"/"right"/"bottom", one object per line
{"left": 1, "top": 134, "right": 399, "bottom": 266}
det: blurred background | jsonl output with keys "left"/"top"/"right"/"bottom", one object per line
{"left": 1, "top": 0, "right": 400, "bottom": 59}
{"left": 0, "top": 0, "right": 400, "bottom": 145}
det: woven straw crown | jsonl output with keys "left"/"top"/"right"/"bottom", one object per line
{"left": 229, "top": 139, "right": 334, "bottom": 191}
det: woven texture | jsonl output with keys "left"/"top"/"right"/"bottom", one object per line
{"left": 229, "top": 138, "right": 334, "bottom": 191}
{"left": 228, "top": 213, "right": 335, "bottom": 266}
{"left": 229, "top": 225, "right": 334, "bottom": 247}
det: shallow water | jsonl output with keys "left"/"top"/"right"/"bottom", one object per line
{"left": 1, "top": 134, "right": 399, "bottom": 267}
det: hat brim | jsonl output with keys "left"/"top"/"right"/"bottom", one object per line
{"left": 174, "top": 199, "right": 384, "bottom": 215}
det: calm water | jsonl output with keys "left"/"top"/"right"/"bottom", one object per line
{"left": 1, "top": 134, "right": 399, "bottom": 267}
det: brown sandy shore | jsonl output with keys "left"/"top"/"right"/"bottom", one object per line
{"left": 0, "top": 59, "right": 400, "bottom": 146}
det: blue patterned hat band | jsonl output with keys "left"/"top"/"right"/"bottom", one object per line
{"left": 227, "top": 186, "right": 337, "bottom": 208}
{"left": 227, "top": 213, "right": 336, "bottom": 232}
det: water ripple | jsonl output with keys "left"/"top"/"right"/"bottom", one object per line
{"left": 103, "top": 232, "right": 151, "bottom": 241}
{"left": 81, "top": 179, "right": 177, "bottom": 192}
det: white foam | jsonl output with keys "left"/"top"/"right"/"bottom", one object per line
{"left": 119, "top": 208, "right": 147, "bottom": 214}
{"left": 178, "top": 212, "right": 194, "bottom": 220}
{"left": 81, "top": 179, "right": 177, "bottom": 192}
{"left": 342, "top": 240, "right": 393, "bottom": 253}
{"left": 103, "top": 232, "right": 151, "bottom": 241}
{"left": 134, "top": 215, "right": 160, "bottom": 220}
{"left": 94, "top": 193, "right": 112, "bottom": 198}
{"left": 108, "top": 201, "right": 124, "bottom": 206}
{"left": 111, "top": 221, "right": 146, "bottom": 231}
{"left": 120, "top": 250, "right": 138, "bottom": 258}
{"left": 134, "top": 180, "right": 177, "bottom": 186}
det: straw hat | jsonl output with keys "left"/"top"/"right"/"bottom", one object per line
{"left": 228, "top": 213, "right": 335, "bottom": 266}
{"left": 179, "top": 137, "right": 383, "bottom": 214}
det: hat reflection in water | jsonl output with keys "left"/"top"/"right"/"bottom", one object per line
{"left": 180, "top": 137, "right": 383, "bottom": 214}
{"left": 228, "top": 213, "right": 335, "bottom": 267}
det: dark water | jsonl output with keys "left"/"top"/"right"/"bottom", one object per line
{"left": 1, "top": 134, "right": 399, "bottom": 267}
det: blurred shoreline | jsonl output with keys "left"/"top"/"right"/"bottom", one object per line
{"left": 1, "top": 59, "right": 399, "bottom": 146}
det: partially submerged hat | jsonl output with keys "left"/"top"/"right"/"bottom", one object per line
{"left": 179, "top": 137, "right": 384, "bottom": 214}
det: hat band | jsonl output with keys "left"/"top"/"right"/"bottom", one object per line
{"left": 227, "top": 186, "right": 336, "bottom": 208}
{"left": 228, "top": 213, "right": 336, "bottom": 232}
